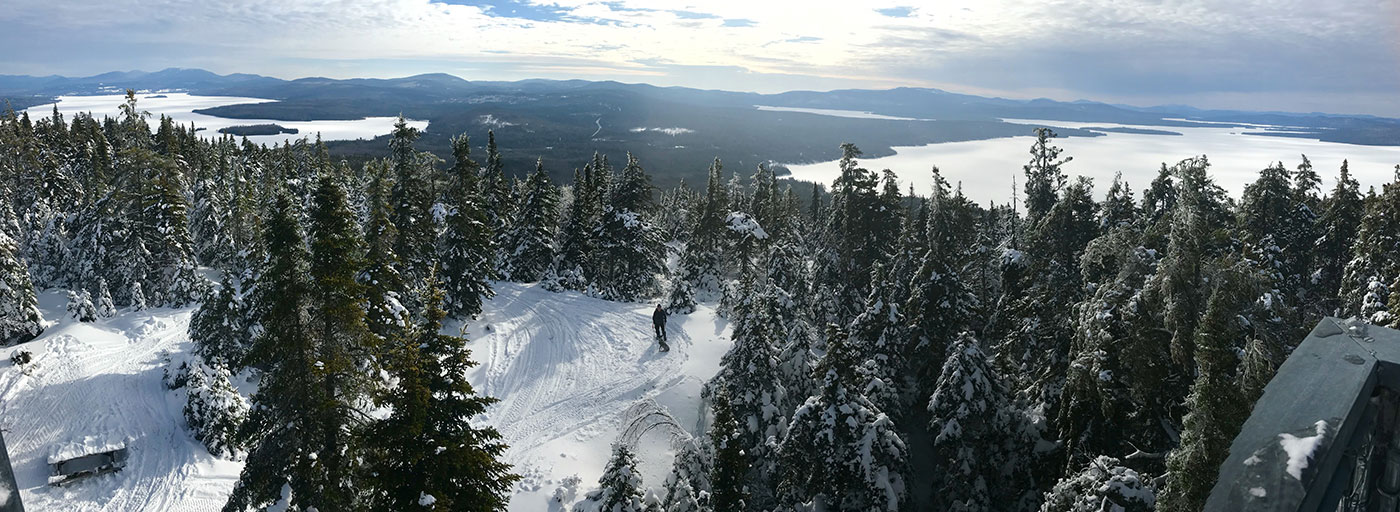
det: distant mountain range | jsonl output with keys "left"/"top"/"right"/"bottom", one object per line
{"left": 4, "top": 68, "right": 1397, "bottom": 185}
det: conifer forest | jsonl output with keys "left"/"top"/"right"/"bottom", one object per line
{"left": 2, "top": 85, "right": 1399, "bottom": 511}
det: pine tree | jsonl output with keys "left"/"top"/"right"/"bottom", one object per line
{"left": 1023, "top": 128, "right": 1071, "bottom": 223}
{"left": 499, "top": 159, "right": 558, "bottom": 282}
{"left": 1158, "top": 156, "right": 1215, "bottom": 368}
{"left": 482, "top": 130, "right": 515, "bottom": 271}
{"left": 439, "top": 135, "right": 496, "bottom": 318}
{"left": 365, "top": 276, "right": 518, "bottom": 511}
{"left": 812, "top": 143, "right": 885, "bottom": 325}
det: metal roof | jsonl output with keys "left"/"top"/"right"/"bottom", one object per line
{"left": 1207, "top": 317, "right": 1400, "bottom": 511}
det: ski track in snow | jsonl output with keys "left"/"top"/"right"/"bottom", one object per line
{"left": 0, "top": 291, "right": 235, "bottom": 512}
{"left": 467, "top": 284, "right": 730, "bottom": 511}
{"left": 0, "top": 284, "right": 730, "bottom": 511}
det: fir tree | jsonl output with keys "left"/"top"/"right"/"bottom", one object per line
{"left": 95, "top": 277, "right": 116, "bottom": 318}
{"left": 361, "top": 159, "right": 408, "bottom": 340}
{"left": 439, "top": 135, "right": 496, "bottom": 318}
{"left": 1023, "top": 128, "right": 1071, "bottom": 223}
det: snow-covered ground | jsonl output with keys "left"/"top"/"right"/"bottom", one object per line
{"left": 0, "top": 283, "right": 730, "bottom": 511}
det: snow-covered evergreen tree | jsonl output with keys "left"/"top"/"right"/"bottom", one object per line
{"left": 1041, "top": 456, "right": 1155, "bottom": 512}
{"left": 928, "top": 333, "right": 1017, "bottom": 511}
{"left": 575, "top": 445, "right": 653, "bottom": 512}
{"left": 668, "top": 158, "right": 728, "bottom": 309}
{"left": 95, "top": 277, "right": 117, "bottom": 318}
{"left": 66, "top": 289, "right": 96, "bottom": 322}
{"left": 439, "top": 134, "right": 496, "bottom": 318}
{"left": 590, "top": 154, "right": 665, "bottom": 301}
{"left": 777, "top": 327, "right": 908, "bottom": 511}
{"left": 499, "top": 158, "right": 558, "bottom": 282}
{"left": 180, "top": 357, "right": 249, "bottom": 458}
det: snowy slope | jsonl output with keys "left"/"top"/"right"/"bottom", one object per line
{"left": 462, "top": 283, "right": 731, "bottom": 511}
{"left": 0, "top": 283, "right": 731, "bottom": 511}
{"left": 0, "top": 291, "right": 237, "bottom": 511}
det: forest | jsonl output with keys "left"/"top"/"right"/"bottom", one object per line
{"left": 1, "top": 89, "right": 1397, "bottom": 511}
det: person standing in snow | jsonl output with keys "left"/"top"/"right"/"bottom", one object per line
{"left": 653, "top": 304, "right": 669, "bottom": 351}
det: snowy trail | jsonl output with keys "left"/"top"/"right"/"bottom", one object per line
{"left": 465, "top": 284, "right": 730, "bottom": 510}
{"left": 0, "top": 284, "right": 730, "bottom": 511}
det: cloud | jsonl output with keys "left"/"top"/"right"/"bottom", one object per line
{"left": 1, "top": 0, "right": 1397, "bottom": 114}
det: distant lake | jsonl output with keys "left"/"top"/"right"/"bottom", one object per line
{"left": 785, "top": 117, "right": 1400, "bottom": 206}
{"left": 24, "top": 93, "right": 429, "bottom": 146}
{"left": 754, "top": 105, "right": 930, "bottom": 121}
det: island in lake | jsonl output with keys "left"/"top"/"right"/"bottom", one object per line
{"left": 218, "top": 124, "right": 299, "bottom": 136}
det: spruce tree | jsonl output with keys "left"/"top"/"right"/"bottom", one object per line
{"left": 66, "top": 289, "right": 96, "bottom": 322}
{"left": 365, "top": 276, "right": 517, "bottom": 511}
{"left": 577, "top": 445, "right": 650, "bottom": 512}
{"left": 361, "top": 159, "right": 408, "bottom": 340}
{"left": 1041, "top": 456, "right": 1155, "bottom": 512}
{"left": 928, "top": 333, "right": 1014, "bottom": 511}
{"left": 669, "top": 158, "right": 728, "bottom": 307}
{"left": 481, "top": 130, "right": 515, "bottom": 269}
{"left": 389, "top": 116, "right": 438, "bottom": 286}
{"left": 499, "top": 159, "right": 558, "bottom": 282}
{"left": 1023, "top": 128, "right": 1071, "bottom": 223}
{"left": 439, "top": 134, "right": 496, "bottom": 318}
{"left": 1159, "top": 260, "right": 1259, "bottom": 512}
{"left": 777, "top": 327, "right": 908, "bottom": 511}
{"left": 1314, "top": 160, "right": 1363, "bottom": 315}
{"left": 305, "top": 170, "right": 377, "bottom": 508}
{"left": 225, "top": 193, "right": 319, "bottom": 512}
{"left": 708, "top": 390, "right": 749, "bottom": 511}
{"left": 190, "top": 275, "right": 249, "bottom": 367}
{"left": 591, "top": 153, "right": 665, "bottom": 301}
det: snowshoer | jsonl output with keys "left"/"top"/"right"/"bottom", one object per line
{"left": 653, "top": 304, "right": 669, "bottom": 351}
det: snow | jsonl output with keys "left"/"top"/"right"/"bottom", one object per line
{"left": 724, "top": 212, "right": 768, "bottom": 240}
{"left": 628, "top": 127, "right": 695, "bottom": 136}
{"left": 753, "top": 105, "right": 930, "bottom": 121}
{"left": 784, "top": 117, "right": 1400, "bottom": 204}
{"left": 1, "top": 283, "right": 731, "bottom": 511}
{"left": 1278, "top": 420, "right": 1329, "bottom": 481}
{"left": 1249, "top": 487, "right": 1267, "bottom": 498}
{"left": 418, "top": 492, "right": 437, "bottom": 506}
{"left": 23, "top": 93, "right": 429, "bottom": 146}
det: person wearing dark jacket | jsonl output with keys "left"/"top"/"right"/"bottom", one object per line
{"left": 652, "top": 304, "right": 669, "bottom": 350}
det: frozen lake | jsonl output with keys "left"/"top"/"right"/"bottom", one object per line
{"left": 23, "top": 93, "right": 428, "bottom": 146}
{"left": 785, "top": 117, "right": 1400, "bottom": 205}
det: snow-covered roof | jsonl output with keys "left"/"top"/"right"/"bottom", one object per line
{"left": 47, "top": 436, "right": 128, "bottom": 465}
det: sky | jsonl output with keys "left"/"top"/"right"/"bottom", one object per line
{"left": 3, "top": 0, "right": 1399, "bottom": 116}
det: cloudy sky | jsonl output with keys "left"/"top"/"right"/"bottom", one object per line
{"left": 4, "top": 0, "right": 1399, "bottom": 115}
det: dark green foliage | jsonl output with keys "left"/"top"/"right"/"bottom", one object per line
{"left": 365, "top": 277, "right": 518, "bottom": 511}
{"left": 499, "top": 159, "right": 558, "bottom": 282}
{"left": 708, "top": 390, "right": 749, "bottom": 511}
{"left": 439, "top": 135, "right": 496, "bottom": 318}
